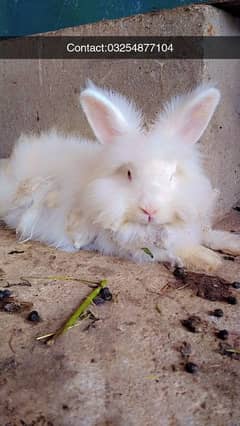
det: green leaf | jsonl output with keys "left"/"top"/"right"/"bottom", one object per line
{"left": 141, "top": 247, "right": 154, "bottom": 259}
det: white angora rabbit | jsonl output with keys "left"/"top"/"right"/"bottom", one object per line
{"left": 0, "top": 82, "right": 239, "bottom": 272}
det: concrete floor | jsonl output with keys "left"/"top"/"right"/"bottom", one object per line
{"left": 0, "top": 211, "right": 240, "bottom": 426}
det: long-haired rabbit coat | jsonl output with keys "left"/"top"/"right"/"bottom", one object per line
{"left": 0, "top": 82, "right": 239, "bottom": 272}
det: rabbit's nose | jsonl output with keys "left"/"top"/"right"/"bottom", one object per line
{"left": 140, "top": 207, "right": 157, "bottom": 222}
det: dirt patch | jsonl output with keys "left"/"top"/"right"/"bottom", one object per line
{"left": 0, "top": 212, "right": 240, "bottom": 425}
{"left": 172, "top": 268, "right": 237, "bottom": 302}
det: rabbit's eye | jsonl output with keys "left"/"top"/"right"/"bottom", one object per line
{"left": 127, "top": 170, "right": 132, "bottom": 181}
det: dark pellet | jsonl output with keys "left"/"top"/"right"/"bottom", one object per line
{"left": 3, "top": 289, "right": 11, "bottom": 297}
{"left": 173, "top": 267, "right": 186, "bottom": 280}
{"left": 211, "top": 309, "right": 224, "bottom": 318}
{"left": 0, "top": 289, "right": 12, "bottom": 299}
{"left": 181, "top": 316, "right": 202, "bottom": 333}
{"left": 223, "top": 255, "right": 235, "bottom": 262}
{"left": 182, "top": 319, "right": 197, "bottom": 333}
{"left": 232, "top": 282, "right": 240, "bottom": 289}
{"left": 93, "top": 296, "right": 105, "bottom": 305}
{"left": 227, "top": 296, "right": 237, "bottom": 305}
{"left": 233, "top": 206, "right": 240, "bottom": 212}
{"left": 216, "top": 329, "right": 229, "bottom": 340}
{"left": 185, "top": 362, "right": 199, "bottom": 374}
{"left": 27, "top": 310, "right": 41, "bottom": 322}
{"left": 62, "top": 405, "right": 69, "bottom": 410}
{"left": 100, "top": 287, "right": 112, "bottom": 301}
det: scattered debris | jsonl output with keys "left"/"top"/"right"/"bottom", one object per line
{"left": 181, "top": 315, "right": 203, "bottom": 333}
{"left": 8, "top": 250, "right": 25, "bottom": 255}
{"left": 82, "top": 311, "right": 100, "bottom": 332}
{"left": 218, "top": 342, "right": 240, "bottom": 360}
{"left": 185, "top": 362, "right": 199, "bottom": 374}
{"left": 210, "top": 308, "right": 224, "bottom": 318}
{"left": 27, "top": 310, "right": 41, "bottom": 323}
{"left": 172, "top": 270, "right": 236, "bottom": 303}
{"left": 216, "top": 329, "right": 229, "bottom": 340}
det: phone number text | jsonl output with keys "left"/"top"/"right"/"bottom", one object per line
{"left": 66, "top": 42, "right": 174, "bottom": 55}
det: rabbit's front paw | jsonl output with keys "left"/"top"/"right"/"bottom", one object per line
{"left": 177, "top": 245, "right": 222, "bottom": 273}
{"left": 73, "top": 235, "right": 91, "bottom": 250}
{"left": 203, "top": 229, "right": 240, "bottom": 256}
{"left": 216, "top": 232, "right": 240, "bottom": 256}
{"left": 66, "top": 211, "right": 95, "bottom": 250}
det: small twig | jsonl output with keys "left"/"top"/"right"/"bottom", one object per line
{"left": 21, "top": 275, "right": 99, "bottom": 287}
{"left": 4, "top": 279, "right": 32, "bottom": 288}
{"left": 207, "top": 364, "right": 222, "bottom": 369}
{"left": 161, "top": 262, "right": 172, "bottom": 271}
{"left": 145, "top": 375, "right": 160, "bottom": 380}
{"left": 38, "top": 280, "right": 107, "bottom": 345}
{"left": 36, "top": 322, "right": 83, "bottom": 341}
{"left": 159, "top": 283, "right": 170, "bottom": 294}
{"left": 8, "top": 333, "right": 16, "bottom": 354}
{"left": 176, "top": 283, "right": 191, "bottom": 291}
{"left": 224, "top": 348, "right": 240, "bottom": 355}
{"left": 36, "top": 309, "right": 99, "bottom": 341}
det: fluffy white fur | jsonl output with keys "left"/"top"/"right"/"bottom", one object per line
{"left": 0, "top": 82, "right": 239, "bottom": 272}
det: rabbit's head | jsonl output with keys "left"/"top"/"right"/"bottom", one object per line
{"left": 80, "top": 82, "right": 220, "bottom": 233}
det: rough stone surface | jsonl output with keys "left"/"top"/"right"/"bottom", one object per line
{"left": 0, "top": 5, "right": 239, "bottom": 217}
{"left": 0, "top": 210, "right": 240, "bottom": 426}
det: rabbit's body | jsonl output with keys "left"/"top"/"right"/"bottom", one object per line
{"left": 0, "top": 130, "right": 101, "bottom": 250}
{"left": 0, "top": 82, "right": 239, "bottom": 271}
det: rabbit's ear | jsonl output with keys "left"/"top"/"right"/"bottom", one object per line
{"left": 156, "top": 86, "right": 220, "bottom": 145}
{"left": 80, "top": 82, "right": 142, "bottom": 144}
